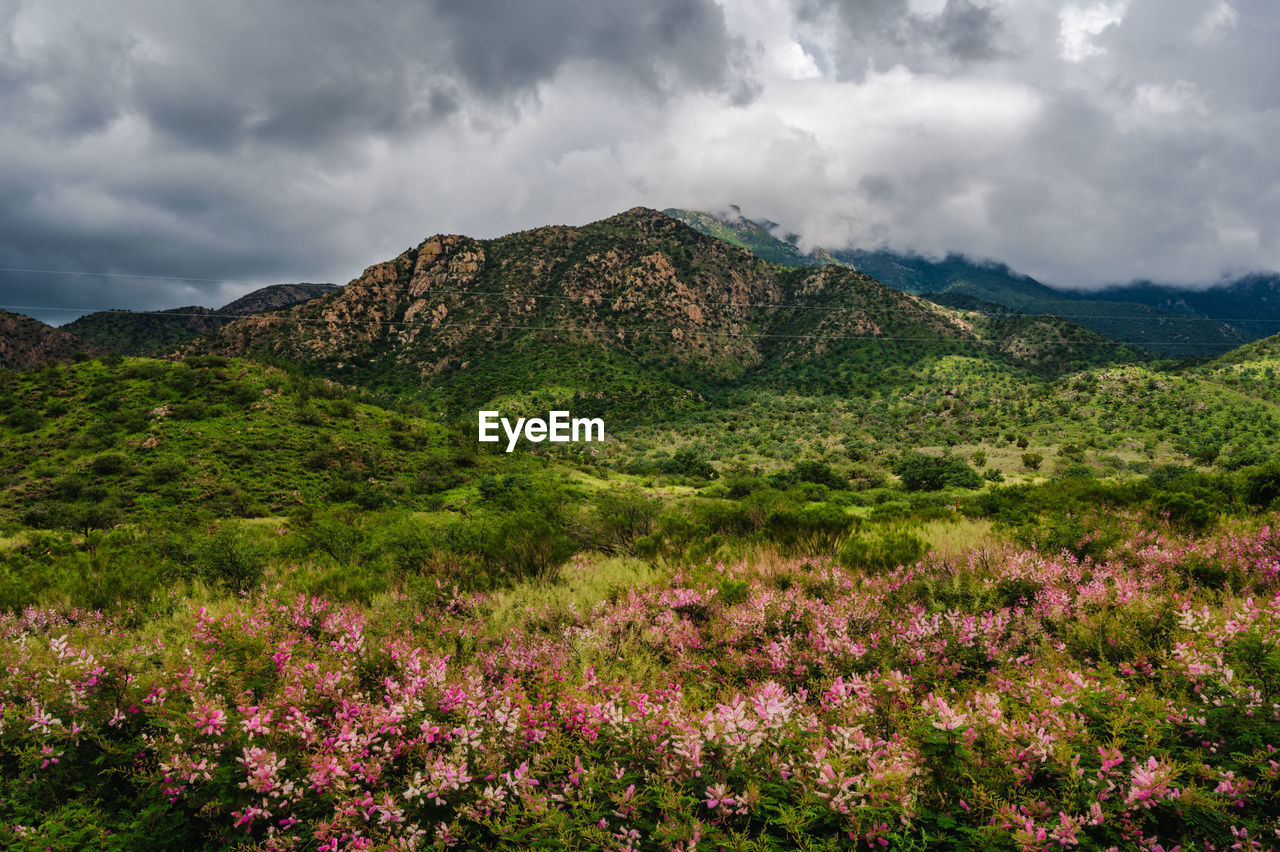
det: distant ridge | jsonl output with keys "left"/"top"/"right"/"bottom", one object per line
{"left": 62, "top": 283, "right": 339, "bottom": 356}
{"left": 664, "top": 207, "right": 1263, "bottom": 359}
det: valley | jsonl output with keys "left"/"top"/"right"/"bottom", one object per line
{"left": 2, "top": 208, "right": 1279, "bottom": 850}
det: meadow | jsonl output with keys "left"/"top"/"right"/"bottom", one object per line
{"left": 3, "top": 354, "right": 1280, "bottom": 849}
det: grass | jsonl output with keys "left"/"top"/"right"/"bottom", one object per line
{"left": 914, "top": 517, "right": 999, "bottom": 562}
{"left": 478, "top": 554, "right": 660, "bottom": 637}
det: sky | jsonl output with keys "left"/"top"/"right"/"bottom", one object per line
{"left": 2, "top": 0, "right": 1277, "bottom": 323}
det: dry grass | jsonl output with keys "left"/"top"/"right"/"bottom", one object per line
{"left": 915, "top": 517, "right": 1002, "bottom": 562}
{"left": 478, "top": 554, "right": 661, "bottom": 637}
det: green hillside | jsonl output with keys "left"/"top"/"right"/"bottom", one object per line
{"left": 0, "top": 356, "right": 577, "bottom": 531}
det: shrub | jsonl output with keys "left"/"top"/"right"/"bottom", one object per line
{"left": 88, "top": 452, "right": 129, "bottom": 476}
{"left": 657, "top": 448, "right": 717, "bottom": 480}
{"left": 6, "top": 408, "right": 44, "bottom": 433}
{"left": 894, "top": 452, "right": 982, "bottom": 491}
{"left": 586, "top": 489, "right": 661, "bottom": 554}
{"left": 1155, "top": 491, "right": 1216, "bottom": 533}
{"left": 1021, "top": 452, "right": 1044, "bottom": 471}
{"left": 198, "top": 527, "right": 266, "bottom": 593}
{"left": 1241, "top": 461, "right": 1280, "bottom": 509}
{"left": 492, "top": 512, "right": 575, "bottom": 581}
{"left": 790, "top": 460, "right": 849, "bottom": 490}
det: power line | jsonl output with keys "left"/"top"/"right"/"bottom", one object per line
{"left": 0, "top": 265, "right": 1275, "bottom": 322}
{"left": 0, "top": 266, "right": 263, "bottom": 285}
{"left": 2, "top": 305, "right": 1257, "bottom": 351}
{"left": 2, "top": 294, "right": 1278, "bottom": 326}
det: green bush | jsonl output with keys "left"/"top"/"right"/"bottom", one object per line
{"left": 657, "top": 448, "right": 717, "bottom": 480}
{"left": 1154, "top": 491, "right": 1216, "bottom": 533}
{"left": 6, "top": 408, "right": 44, "bottom": 433}
{"left": 763, "top": 503, "right": 856, "bottom": 555}
{"left": 89, "top": 452, "right": 129, "bottom": 476}
{"left": 1241, "top": 461, "right": 1280, "bottom": 509}
{"left": 198, "top": 527, "right": 266, "bottom": 593}
{"left": 894, "top": 452, "right": 982, "bottom": 491}
{"left": 492, "top": 512, "right": 575, "bottom": 581}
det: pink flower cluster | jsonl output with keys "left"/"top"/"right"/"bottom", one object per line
{"left": 2, "top": 522, "right": 1280, "bottom": 848}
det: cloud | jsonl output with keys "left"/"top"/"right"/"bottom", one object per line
{"left": 795, "top": 0, "right": 1007, "bottom": 74}
{"left": 0, "top": 0, "right": 1278, "bottom": 324}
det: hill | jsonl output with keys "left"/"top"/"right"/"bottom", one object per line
{"left": 61, "top": 283, "right": 338, "bottom": 356}
{"left": 1083, "top": 273, "right": 1280, "bottom": 344}
{"left": 194, "top": 208, "right": 1137, "bottom": 415}
{"left": 0, "top": 356, "right": 571, "bottom": 530}
{"left": 0, "top": 310, "right": 96, "bottom": 369}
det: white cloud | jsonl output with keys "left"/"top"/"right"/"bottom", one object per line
{"left": 1058, "top": 1, "right": 1129, "bottom": 62}
{"left": 772, "top": 41, "right": 822, "bottom": 80}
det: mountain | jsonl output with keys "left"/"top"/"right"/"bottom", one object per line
{"left": 663, "top": 208, "right": 1254, "bottom": 359}
{"left": 1079, "top": 273, "right": 1280, "bottom": 345}
{"left": 61, "top": 283, "right": 338, "bottom": 356}
{"left": 0, "top": 310, "right": 96, "bottom": 369}
{"left": 220, "top": 282, "right": 341, "bottom": 315}
{"left": 192, "top": 208, "right": 1137, "bottom": 414}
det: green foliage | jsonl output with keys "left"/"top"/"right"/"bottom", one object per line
{"left": 894, "top": 452, "right": 982, "bottom": 491}
{"left": 763, "top": 503, "right": 856, "bottom": 556}
{"left": 1155, "top": 491, "right": 1217, "bottom": 532}
{"left": 584, "top": 488, "right": 661, "bottom": 555}
{"left": 656, "top": 448, "right": 717, "bottom": 480}
{"left": 1241, "top": 461, "right": 1280, "bottom": 508}
{"left": 198, "top": 526, "right": 266, "bottom": 593}
{"left": 5, "top": 408, "right": 44, "bottom": 433}
{"left": 1021, "top": 452, "right": 1044, "bottom": 471}
{"left": 492, "top": 511, "right": 576, "bottom": 581}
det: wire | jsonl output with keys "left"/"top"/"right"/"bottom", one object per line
{"left": 0, "top": 266, "right": 257, "bottom": 284}
{"left": 1, "top": 294, "right": 1276, "bottom": 325}
{"left": 1, "top": 304, "right": 1253, "bottom": 351}
{"left": 0, "top": 266, "right": 1276, "bottom": 322}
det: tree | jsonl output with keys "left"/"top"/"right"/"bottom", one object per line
{"left": 894, "top": 452, "right": 982, "bottom": 491}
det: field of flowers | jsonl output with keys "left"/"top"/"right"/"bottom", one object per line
{"left": 3, "top": 522, "right": 1280, "bottom": 850}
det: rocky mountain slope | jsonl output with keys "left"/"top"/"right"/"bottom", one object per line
{"left": 194, "top": 208, "right": 1133, "bottom": 407}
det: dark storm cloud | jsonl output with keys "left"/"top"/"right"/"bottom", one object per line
{"left": 0, "top": 0, "right": 749, "bottom": 322}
